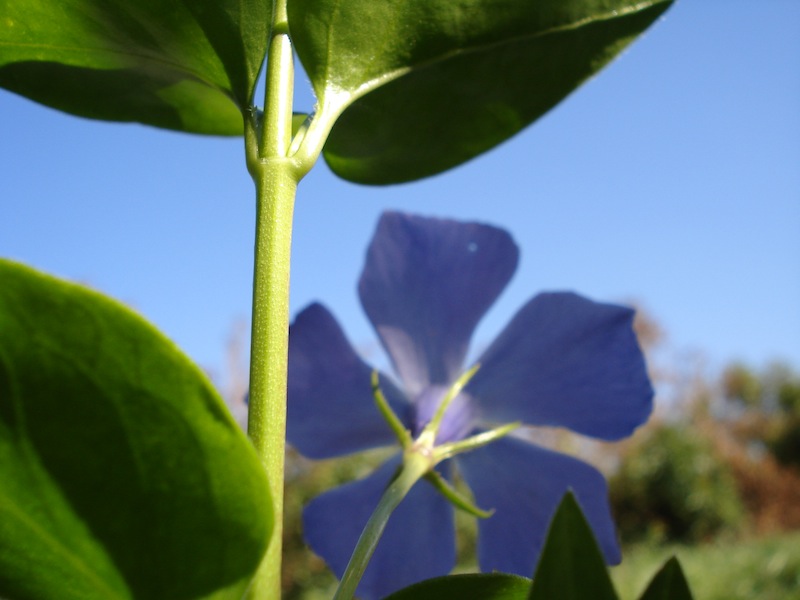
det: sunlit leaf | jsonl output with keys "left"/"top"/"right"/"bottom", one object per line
{"left": 383, "top": 573, "right": 531, "bottom": 600}
{"left": 638, "top": 557, "right": 694, "bottom": 600}
{"left": 528, "top": 492, "right": 617, "bottom": 600}
{"left": 289, "top": 0, "right": 673, "bottom": 183}
{"left": 0, "top": 259, "right": 272, "bottom": 599}
{"left": 0, "top": 0, "right": 270, "bottom": 134}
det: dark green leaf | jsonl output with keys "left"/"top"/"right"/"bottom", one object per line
{"left": 382, "top": 573, "right": 532, "bottom": 600}
{"left": 0, "top": 0, "right": 270, "bottom": 134}
{"left": 638, "top": 557, "right": 694, "bottom": 600}
{"left": 0, "top": 259, "right": 272, "bottom": 600}
{"left": 528, "top": 492, "right": 618, "bottom": 600}
{"left": 289, "top": 0, "right": 673, "bottom": 184}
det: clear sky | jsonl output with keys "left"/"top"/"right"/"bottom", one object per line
{"left": 1, "top": 0, "right": 798, "bottom": 391}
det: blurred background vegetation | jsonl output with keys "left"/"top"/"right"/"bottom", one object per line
{"left": 215, "top": 309, "right": 800, "bottom": 600}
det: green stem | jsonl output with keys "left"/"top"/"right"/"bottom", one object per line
{"left": 246, "top": 160, "right": 298, "bottom": 600}
{"left": 260, "top": 0, "right": 293, "bottom": 160}
{"left": 333, "top": 453, "right": 432, "bottom": 600}
{"left": 245, "top": 0, "right": 298, "bottom": 597}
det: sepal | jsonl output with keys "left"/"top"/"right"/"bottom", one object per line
{"left": 424, "top": 470, "right": 493, "bottom": 519}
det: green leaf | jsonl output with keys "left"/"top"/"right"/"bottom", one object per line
{"left": 0, "top": 0, "right": 270, "bottom": 134}
{"left": 0, "top": 259, "right": 272, "bottom": 600}
{"left": 382, "top": 573, "right": 532, "bottom": 600}
{"left": 638, "top": 557, "right": 694, "bottom": 600}
{"left": 288, "top": 0, "right": 673, "bottom": 184}
{"left": 528, "top": 492, "right": 618, "bottom": 600}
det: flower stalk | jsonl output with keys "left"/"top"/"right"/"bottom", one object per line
{"left": 332, "top": 452, "right": 432, "bottom": 600}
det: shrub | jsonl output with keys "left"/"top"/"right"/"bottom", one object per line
{"left": 726, "top": 443, "right": 800, "bottom": 534}
{"left": 609, "top": 424, "right": 745, "bottom": 543}
{"left": 769, "top": 417, "right": 800, "bottom": 470}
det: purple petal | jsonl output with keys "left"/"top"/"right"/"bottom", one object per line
{"left": 456, "top": 436, "right": 620, "bottom": 577}
{"left": 303, "top": 456, "right": 456, "bottom": 600}
{"left": 468, "top": 292, "right": 653, "bottom": 441}
{"left": 358, "top": 212, "right": 518, "bottom": 395}
{"left": 287, "top": 303, "right": 411, "bottom": 459}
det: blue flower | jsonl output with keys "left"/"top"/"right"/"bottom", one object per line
{"left": 287, "top": 211, "right": 652, "bottom": 599}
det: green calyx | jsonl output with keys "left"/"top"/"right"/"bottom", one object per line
{"left": 371, "top": 368, "right": 520, "bottom": 518}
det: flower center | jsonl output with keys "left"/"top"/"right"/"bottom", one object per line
{"left": 411, "top": 385, "right": 477, "bottom": 445}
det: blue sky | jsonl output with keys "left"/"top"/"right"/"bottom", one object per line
{"left": 1, "top": 0, "right": 798, "bottom": 391}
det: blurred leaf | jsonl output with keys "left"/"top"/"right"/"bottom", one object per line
{"left": 382, "top": 573, "right": 531, "bottom": 600}
{"left": 289, "top": 0, "right": 673, "bottom": 184}
{"left": 638, "top": 557, "right": 694, "bottom": 600}
{"left": 528, "top": 492, "right": 617, "bottom": 600}
{"left": 0, "top": 259, "right": 272, "bottom": 599}
{"left": 0, "top": 0, "right": 270, "bottom": 134}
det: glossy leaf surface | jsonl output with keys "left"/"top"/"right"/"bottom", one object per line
{"left": 289, "top": 0, "right": 673, "bottom": 184}
{"left": 528, "top": 492, "right": 618, "bottom": 600}
{"left": 0, "top": 0, "right": 269, "bottom": 134}
{"left": 638, "top": 557, "right": 694, "bottom": 600}
{"left": 0, "top": 259, "right": 272, "bottom": 599}
{"left": 382, "top": 573, "right": 531, "bottom": 600}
